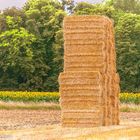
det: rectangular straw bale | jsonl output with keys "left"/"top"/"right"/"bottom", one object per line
{"left": 64, "top": 55, "right": 105, "bottom": 63}
{"left": 62, "top": 110, "right": 101, "bottom": 119}
{"left": 63, "top": 15, "right": 107, "bottom": 21}
{"left": 60, "top": 15, "right": 120, "bottom": 127}
{"left": 62, "top": 118, "right": 101, "bottom": 125}
{"left": 60, "top": 78, "right": 100, "bottom": 85}
{"left": 61, "top": 101, "right": 102, "bottom": 110}
{"left": 59, "top": 71, "right": 101, "bottom": 78}
{"left": 64, "top": 64, "right": 108, "bottom": 73}
{"left": 62, "top": 122, "right": 102, "bottom": 127}
{"left": 64, "top": 29, "right": 104, "bottom": 34}
{"left": 60, "top": 89, "right": 101, "bottom": 97}
{"left": 64, "top": 40, "right": 104, "bottom": 45}
{"left": 64, "top": 61, "right": 105, "bottom": 68}
{"left": 64, "top": 34, "right": 105, "bottom": 40}
{"left": 64, "top": 22, "right": 105, "bottom": 28}
{"left": 64, "top": 63, "right": 106, "bottom": 71}
{"left": 65, "top": 45, "right": 105, "bottom": 54}
{"left": 61, "top": 96, "right": 102, "bottom": 102}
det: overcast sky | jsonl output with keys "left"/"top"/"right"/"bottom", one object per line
{"left": 0, "top": 0, "right": 103, "bottom": 10}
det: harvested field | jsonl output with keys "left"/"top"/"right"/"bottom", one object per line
{"left": 0, "top": 110, "right": 139, "bottom": 130}
{"left": 0, "top": 110, "right": 60, "bottom": 131}
{"left": 0, "top": 110, "right": 139, "bottom": 140}
{"left": 0, "top": 102, "right": 139, "bottom": 131}
{"left": 0, "top": 102, "right": 139, "bottom": 139}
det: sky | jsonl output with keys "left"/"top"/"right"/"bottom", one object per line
{"left": 0, "top": 0, "right": 103, "bottom": 10}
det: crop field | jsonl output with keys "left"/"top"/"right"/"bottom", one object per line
{"left": 0, "top": 92, "right": 59, "bottom": 102}
{"left": 0, "top": 92, "right": 139, "bottom": 139}
{"left": 0, "top": 110, "right": 139, "bottom": 139}
{"left": 0, "top": 91, "right": 139, "bottom": 104}
{"left": 120, "top": 93, "right": 140, "bottom": 104}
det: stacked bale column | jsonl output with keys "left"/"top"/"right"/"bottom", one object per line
{"left": 59, "top": 16, "right": 120, "bottom": 127}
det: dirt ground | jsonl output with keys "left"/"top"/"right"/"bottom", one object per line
{"left": 0, "top": 110, "right": 139, "bottom": 139}
{"left": 0, "top": 110, "right": 140, "bottom": 130}
{"left": 0, "top": 110, "right": 60, "bottom": 130}
{"left": 0, "top": 110, "right": 140, "bottom": 131}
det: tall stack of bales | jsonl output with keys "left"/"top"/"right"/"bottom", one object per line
{"left": 59, "top": 16, "right": 120, "bottom": 127}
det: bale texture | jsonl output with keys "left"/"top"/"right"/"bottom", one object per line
{"left": 59, "top": 15, "right": 120, "bottom": 127}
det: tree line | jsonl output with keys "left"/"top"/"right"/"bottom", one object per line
{"left": 0, "top": 0, "right": 140, "bottom": 92}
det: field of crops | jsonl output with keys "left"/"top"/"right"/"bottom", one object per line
{"left": 0, "top": 92, "right": 139, "bottom": 104}
{"left": 0, "top": 92, "right": 59, "bottom": 102}
{"left": 120, "top": 93, "right": 140, "bottom": 104}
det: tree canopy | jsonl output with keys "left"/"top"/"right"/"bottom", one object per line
{"left": 0, "top": 0, "right": 140, "bottom": 92}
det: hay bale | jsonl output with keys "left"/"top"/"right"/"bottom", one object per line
{"left": 59, "top": 15, "right": 120, "bottom": 127}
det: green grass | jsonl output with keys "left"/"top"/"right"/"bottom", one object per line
{"left": 120, "top": 103, "right": 140, "bottom": 112}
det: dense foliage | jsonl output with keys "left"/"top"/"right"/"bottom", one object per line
{"left": 0, "top": 0, "right": 140, "bottom": 92}
{"left": 0, "top": 0, "right": 66, "bottom": 91}
{"left": 116, "top": 14, "right": 140, "bottom": 92}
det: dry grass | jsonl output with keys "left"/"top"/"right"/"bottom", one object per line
{"left": 0, "top": 122, "right": 140, "bottom": 139}
{"left": 120, "top": 103, "right": 140, "bottom": 112}
{"left": 0, "top": 101, "right": 60, "bottom": 110}
{"left": 0, "top": 101, "right": 139, "bottom": 113}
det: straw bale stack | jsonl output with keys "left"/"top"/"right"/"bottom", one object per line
{"left": 59, "top": 15, "right": 120, "bottom": 127}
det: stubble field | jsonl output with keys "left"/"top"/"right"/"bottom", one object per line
{"left": 0, "top": 108, "right": 140, "bottom": 140}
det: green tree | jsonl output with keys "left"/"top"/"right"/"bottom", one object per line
{"left": 24, "top": 0, "right": 66, "bottom": 91}
{"left": 0, "top": 28, "right": 36, "bottom": 90}
{"left": 73, "top": 2, "right": 118, "bottom": 21}
{"left": 74, "top": 2, "right": 140, "bottom": 92}
{"left": 0, "top": 0, "right": 139, "bottom": 93}
{"left": 105, "top": 0, "right": 140, "bottom": 14}
{"left": 0, "top": 7, "right": 26, "bottom": 33}
{"left": 0, "top": 6, "right": 51, "bottom": 91}
{"left": 116, "top": 13, "right": 140, "bottom": 92}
